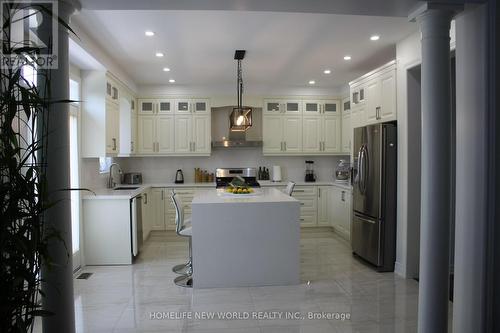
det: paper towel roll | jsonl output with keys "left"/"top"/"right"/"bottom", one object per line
{"left": 272, "top": 165, "right": 282, "bottom": 182}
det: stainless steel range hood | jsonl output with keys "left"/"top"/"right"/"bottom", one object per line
{"left": 211, "top": 106, "right": 263, "bottom": 148}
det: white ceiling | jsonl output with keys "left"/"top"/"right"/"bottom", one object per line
{"left": 73, "top": 10, "right": 417, "bottom": 93}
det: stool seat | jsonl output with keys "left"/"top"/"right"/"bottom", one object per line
{"left": 179, "top": 226, "right": 192, "bottom": 237}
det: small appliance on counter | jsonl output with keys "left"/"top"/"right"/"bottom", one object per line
{"left": 335, "top": 160, "right": 351, "bottom": 184}
{"left": 305, "top": 160, "right": 316, "bottom": 182}
{"left": 272, "top": 165, "right": 282, "bottom": 182}
{"left": 123, "top": 172, "right": 142, "bottom": 185}
{"left": 175, "top": 169, "right": 184, "bottom": 184}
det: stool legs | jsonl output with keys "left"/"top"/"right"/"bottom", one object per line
{"left": 174, "top": 237, "right": 193, "bottom": 288}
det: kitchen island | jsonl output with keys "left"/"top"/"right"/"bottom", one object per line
{"left": 191, "top": 187, "right": 301, "bottom": 288}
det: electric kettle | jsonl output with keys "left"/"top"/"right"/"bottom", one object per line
{"left": 175, "top": 169, "right": 184, "bottom": 184}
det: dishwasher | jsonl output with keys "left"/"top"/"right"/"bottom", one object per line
{"left": 131, "top": 195, "right": 143, "bottom": 257}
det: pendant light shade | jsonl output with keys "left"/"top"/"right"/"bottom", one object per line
{"left": 230, "top": 50, "right": 252, "bottom": 131}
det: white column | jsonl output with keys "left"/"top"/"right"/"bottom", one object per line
{"left": 39, "top": 1, "right": 80, "bottom": 332}
{"left": 453, "top": 4, "right": 489, "bottom": 333}
{"left": 409, "top": 4, "right": 456, "bottom": 333}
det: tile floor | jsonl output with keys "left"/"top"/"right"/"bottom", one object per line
{"left": 37, "top": 228, "right": 446, "bottom": 332}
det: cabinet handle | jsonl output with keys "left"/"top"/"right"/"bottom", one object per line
{"left": 193, "top": 142, "right": 196, "bottom": 151}
{"left": 376, "top": 106, "right": 381, "bottom": 120}
{"left": 284, "top": 142, "right": 287, "bottom": 151}
{"left": 300, "top": 218, "right": 305, "bottom": 221}
{"left": 161, "top": 191, "right": 164, "bottom": 200}
{"left": 144, "top": 193, "right": 148, "bottom": 204}
{"left": 294, "top": 189, "right": 305, "bottom": 193}
{"left": 131, "top": 141, "right": 134, "bottom": 152}
{"left": 280, "top": 142, "right": 283, "bottom": 151}
{"left": 112, "top": 138, "right": 116, "bottom": 151}
{"left": 341, "top": 191, "right": 345, "bottom": 202}
{"left": 318, "top": 188, "right": 321, "bottom": 198}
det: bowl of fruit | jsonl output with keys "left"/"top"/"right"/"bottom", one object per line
{"left": 225, "top": 185, "right": 254, "bottom": 195}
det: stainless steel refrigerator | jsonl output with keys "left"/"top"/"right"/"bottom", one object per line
{"left": 352, "top": 123, "right": 397, "bottom": 272}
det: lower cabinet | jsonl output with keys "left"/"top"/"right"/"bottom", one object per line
{"left": 291, "top": 186, "right": 318, "bottom": 227}
{"left": 151, "top": 188, "right": 166, "bottom": 230}
{"left": 317, "top": 186, "right": 331, "bottom": 226}
{"left": 330, "top": 186, "right": 352, "bottom": 240}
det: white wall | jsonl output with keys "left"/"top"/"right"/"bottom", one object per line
{"left": 81, "top": 151, "right": 346, "bottom": 188}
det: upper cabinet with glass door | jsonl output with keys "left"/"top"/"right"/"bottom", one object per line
{"left": 263, "top": 99, "right": 302, "bottom": 114}
{"left": 302, "top": 100, "right": 340, "bottom": 116}
{"left": 174, "top": 98, "right": 210, "bottom": 114}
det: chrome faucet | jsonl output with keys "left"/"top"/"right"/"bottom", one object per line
{"left": 107, "top": 163, "right": 122, "bottom": 188}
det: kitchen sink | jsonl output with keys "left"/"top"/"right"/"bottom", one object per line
{"left": 114, "top": 187, "right": 140, "bottom": 190}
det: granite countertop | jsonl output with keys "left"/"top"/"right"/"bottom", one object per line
{"left": 82, "top": 181, "right": 352, "bottom": 200}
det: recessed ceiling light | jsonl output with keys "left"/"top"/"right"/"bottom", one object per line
{"left": 323, "top": 69, "right": 331, "bottom": 74}
{"left": 163, "top": 67, "right": 170, "bottom": 72}
{"left": 370, "top": 35, "right": 380, "bottom": 41}
{"left": 155, "top": 52, "right": 164, "bottom": 58}
{"left": 169, "top": 79, "right": 175, "bottom": 83}
{"left": 344, "top": 55, "right": 352, "bottom": 61}
{"left": 145, "top": 30, "right": 155, "bottom": 37}
{"left": 308, "top": 80, "right": 316, "bottom": 85}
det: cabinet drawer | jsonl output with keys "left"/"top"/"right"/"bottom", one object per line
{"left": 292, "top": 186, "right": 316, "bottom": 196}
{"left": 298, "top": 197, "right": 317, "bottom": 210}
{"left": 299, "top": 213, "right": 317, "bottom": 227}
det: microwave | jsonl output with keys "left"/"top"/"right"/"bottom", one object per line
{"left": 123, "top": 173, "right": 142, "bottom": 185}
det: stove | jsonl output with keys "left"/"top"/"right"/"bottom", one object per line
{"left": 215, "top": 168, "right": 261, "bottom": 188}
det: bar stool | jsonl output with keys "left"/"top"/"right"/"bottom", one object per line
{"left": 171, "top": 191, "right": 193, "bottom": 288}
{"left": 285, "top": 181, "right": 296, "bottom": 196}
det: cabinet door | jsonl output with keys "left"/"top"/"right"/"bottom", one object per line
{"left": 302, "top": 101, "right": 321, "bottom": 115}
{"left": 283, "top": 116, "right": 302, "bottom": 153}
{"left": 263, "top": 100, "right": 282, "bottom": 114}
{"left": 130, "top": 112, "right": 137, "bottom": 154}
{"left": 156, "top": 116, "right": 175, "bottom": 153}
{"left": 174, "top": 116, "right": 193, "bottom": 153}
{"left": 341, "top": 113, "right": 351, "bottom": 153}
{"left": 330, "top": 187, "right": 342, "bottom": 228}
{"left": 283, "top": 100, "right": 302, "bottom": 114}
{"left": 317, "top": 186, "right": 330, "bottom": 226}
{"left": 380, "top": 71, "right": 396, "bottom": 121}
{"left": 262, "top": 116, "right": 283, "bottom": 154}
{"left": 138, "top": 99, "right": 156, "bottom": 114}
{"left": 151, "top": 189, "right": 166, "bottom": 230}
{"left": 106, "top": 101, "right": 119, "bottom": 154}
{"left": 175, "top": 100, "right": 191, "bottom": 114}
{"left": 192, "top": 99, "right": 210, "bottom": 114}
{"left": 323, "top": 100, "right": 339, "bottom": 115}
{"left": 342, "top": 98, "right": 351, "bottom": 115}
{"left": 193, "top": 115, "right": 211, "bottom": 154}
{"left": 302, "top": 116, "right": 322, "bottom": 153}
{"left": 365, "top": 78, "right": 381, "bottom": 124}
{"left": 142, "top": 189, "right": 151, "bottom": 241}
{"left": 138, "top": 115, "right": 156, "bottom": 153}
{"left": 340, "top": 189, "right": 352, "bottom": 238}
{"left": 323, "top": 116, "right": 341, "bottom": 153}
{"left": 157, "top": 99, "right": 173, "bottom": 114}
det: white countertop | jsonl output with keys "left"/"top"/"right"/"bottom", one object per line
{"left": 82, "top": 180, "right": 352, "bottom": 200}
{"left": 192, "top": 187, "right": 298, "bottom": 204}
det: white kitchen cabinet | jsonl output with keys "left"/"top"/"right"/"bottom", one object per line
{"left": 262, "top": 116, "right": 283, "bottom": 153}
{"left": 317, "top": 186, "right": 331, "bottom": 226}
{"left": 302, "top": 100, "right": 339, "bottom": 116}
{"left": 131, "top": 108, "right": 137, "bottom": 154}
{"left": 292, "top": 186, "right": 317, "bottom": 227}
{"left": 322, "top": 100, "right": 340, "bottom": 115}
{"left": 330, "top": 186, "right": 352, "bottom": 240}
{"left": 138, "top": 115, "right": 156, "bottom": 154}
{"left": 81, "top": 71, "right": 122, "bottom": 158}
{"left": 164, "top": 188, "right": 196, "bottom": 230}
{"left": 263, "top": 115, "right": 302, "bottom": 154}
{"left": 263, "top": 99, "right": 301, "bottom": 114}
{"left": 142, "top": 188, "right": 152, "bottom": 240}
{"left": 119, "top": 93, "right": 138, "bottom": 156}
{"left": 138, "top": 115, "right": 175, "bottom": 154}
{"left": 156, "top": 116, "right": 175, "bottom": 153}
{"left": 174, "top": 99, "right": 191, "bottom": 114}
{"left": 342, "top": 113, "right": 351, "bottom": 153}
{"left": 302, "top": 116, "right": 322, "bottom": 152}
{"left": 349, "top": 61, "right": 396, "bottom": 127}
{"left": 302, "top": 101, "right": 321, "bottom": 115}
{"left": 192, "top": 115, "right": 211, "bottom": 153}
{"left": 105, "top": 100, "right": 120, "bottom": 154}
{"left": 323, "top": 116, "right": 341, "bottom": 153}
{"left": 174, "top": 116, "right": 193, "bottom": 153}
{"left": 139, "top": 99, "right": 174, "bottom": 115}
{"left": 151, "top": 188, "right": 166, "bottom": 230}
{"left": 192, "top": 99, "right": 210, "bottom": 114}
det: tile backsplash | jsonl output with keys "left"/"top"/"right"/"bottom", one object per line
{"left": 81, "top": 148, "right": 350, "bottom": 188}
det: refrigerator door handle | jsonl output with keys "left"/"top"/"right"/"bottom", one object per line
{"left": 356, "top": 145, "right": 363, "bottom": 193}
{"left": 361, "top": 144, "right": 369, "bottom": 194}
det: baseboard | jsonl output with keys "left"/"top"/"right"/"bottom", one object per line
{"left": 394, "top": 261, "right": 406, "bottom": 278}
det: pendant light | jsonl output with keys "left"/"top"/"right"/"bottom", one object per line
{"left": 230, "top": 50, "right": 252, "bottom": 131}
